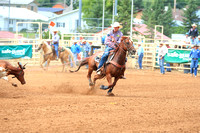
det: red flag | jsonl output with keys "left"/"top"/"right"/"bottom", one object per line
{"left": 49, "top": 21, "right": 55, "bottom": 27}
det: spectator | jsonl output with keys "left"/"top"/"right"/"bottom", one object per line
{"left": 71, "top": 40, "right": 81, "bottom": 67}
{"left": 188, "top": 23, "right": 199, "bottom": 39}
{"left": 189, "top": 44, "right": 200, "bottom": 77}
{"left": 191, "top": 36, "right": 198, "bottom": 45}
{"left": 197, "top": 36, "right": 200, "bottom": 45}
{"left": 158, "top": 43, "right": 168, "bottom": 74}
{"left": 80, "top": 39, "right": 91, "bottom": 68}
{"left": 165, "top": 43, "right": 171, "bottom": 72}
{"left": 184, "top": 33, "right": 190, "bottom": 49}
{"left": 137, "top": 43, "right": 144, "bottom": 69}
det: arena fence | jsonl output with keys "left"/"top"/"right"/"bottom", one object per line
{"left": 0, "top": 36, "right": 194, "bottom": 72}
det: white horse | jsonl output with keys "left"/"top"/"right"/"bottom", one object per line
{"left": 37, "top": 40, "right": 76, "bottom": 72}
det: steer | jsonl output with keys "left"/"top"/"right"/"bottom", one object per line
{"left": 0, "top": 60, "right": 26, "bottom": 87}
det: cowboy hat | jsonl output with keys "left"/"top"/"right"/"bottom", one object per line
{"left": 192, "top": 23, "right": 197, "bottom": 27}
{"left": 111, "top": 22, "right": 122, "bottom": 28}
{"left": 198, "top": 36, "right": 200, "bottom": 38}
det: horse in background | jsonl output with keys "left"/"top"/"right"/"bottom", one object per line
{"left": 70, "top": 36, "right": 136, "bottom": 96}
{"left": 37, "top": 40, "right": 76, "bottom": 72}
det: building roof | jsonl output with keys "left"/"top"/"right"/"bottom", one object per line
{"left": 0, "top": 6, "right": 48, "bottom": 21}
{"left": 38, "top": 7, "right": 64, "bottom": 13}
{"left": 0, "top": 0, "right": 34, "bottom": 5}
{"left": 133, "top": 23, "right": 171, "bottom": 40}
{"left": 48, "top": 9, "right": 79, "bottom": 20}
{"left": 52, "top": 3, "right": 68, "bottom": 9}
{"left": 0, "top": 31, "right": 23, "bottom": 39}
{"left": 38, "top": 11, "right": 58, "bottom": 18}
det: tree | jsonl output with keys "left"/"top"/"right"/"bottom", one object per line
{"left": 182, "top": 0, "right": 199, "bottom": 32}
{"left": 142, "top": 0, "right": 174, "bottom": 38}
{"left": 115, "top": 0, "right": 132, "bottom": 35}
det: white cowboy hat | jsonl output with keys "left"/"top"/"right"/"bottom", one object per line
{"left": 111, "top": 22, "right": 122, "bottom": 28}
{"left": 198, "top": 36, "right": 200, "bottom": 38}
{"left": 192, "top": 23, "right": 197, "bottom": 27}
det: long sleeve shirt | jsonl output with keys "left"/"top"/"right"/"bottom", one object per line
{"left": 71, "top": 43, "right": 81, "bottom": 54}
{"left": 81, "top": 42, "right": 91, "bottom": 52}
{"left": 104, "top": 30, "right": 123, "bottom": 49}
{"left": 137, "top": 46, "right": 144, "bottom": 56}
{"left": 158, "top": 45, "right": 168, "bottom": 57}
{"left": 188, "top": 28, "right": 199, "bottom": 37}
{"left": 189, "top": 49, "right": 200, "bottom": 59}
{"left": 52, "top": 33, "right": 60, "bottom": 44}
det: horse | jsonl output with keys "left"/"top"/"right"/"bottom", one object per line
{"left": 37, "top": 40, "right": 76, "bottom": 72}
{"left": 0, "top": 60, "right": 26, "bottom": 87}
{"left": 70, "top": 36, "right": 136, "bottom": 96}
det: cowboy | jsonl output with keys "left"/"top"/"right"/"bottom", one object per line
{"left": 158, "top": 43, "right": 168, "bottom": 74}
{"left": 96, "top": 22, "right": 123, "bottom": 74}
{"left": 188, "top": 23, "right": 199, "bottom": 39}
{"left": 80, "top": 39, "right": 91, "bottom": 68}
{"left": 189, "top": 44, "right": 200, "bottom": 77}
{"left": 52, "top": 29, "right": 60, "bottom": 60}
{"left": 71, "top": 40, "right": 81, "bottom": 67}
{"left": 137, "top": 43, "right": 144, "bottom": 69}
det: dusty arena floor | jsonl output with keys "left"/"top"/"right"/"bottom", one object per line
{"left": 0, "top": 65, "right": 200, "bottom": 132}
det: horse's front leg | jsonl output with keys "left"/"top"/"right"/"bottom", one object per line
{"left": 107, "top": 77, "right": 120, "bottom": 96}
{"left": 45, "top": 59, "right": 51, "bottom": 71}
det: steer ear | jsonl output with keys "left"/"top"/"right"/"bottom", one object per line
{"left": 18, "top": 62, "right": 23, "bottom": 69}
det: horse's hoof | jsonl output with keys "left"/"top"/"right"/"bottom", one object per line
{"left": 12, "top": 83, "right": 17, "bottom": 87}
{"left": 107, "top": 92, "right": 115, "bottom": 96}
{"left": 89, "top": 83, "right": 94, "bottom": 86}
{"left": 100, "top": 85, "right": 109, "bottom": 90}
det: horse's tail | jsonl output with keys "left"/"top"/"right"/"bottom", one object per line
{"left": 63, "top": 47, "right": 76, "bottom": 67}
{"left": 69, "top": 57, "right": 89, "bottom": 73}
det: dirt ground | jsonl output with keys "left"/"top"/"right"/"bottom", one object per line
{"left": 0, "top": 65, "right": 200, "bottom": 133}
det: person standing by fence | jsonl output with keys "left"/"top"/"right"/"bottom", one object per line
{"left": 158, "top": 43, "right": 168, "bottom": 74}
{"left": 71, "top": 40, "right": 81, "bottom": 67}
{"left": 137, "top": 43, "right": 144, "bottom": 69}
{"left": 81, "top": 39, "right": 91, "bottom": 68}
{"left": 189, "top": 44, "right": 200, "bottom": 77}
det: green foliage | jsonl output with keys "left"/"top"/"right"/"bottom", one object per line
{"left": 171, "top": 26, "right": 186, "bottom": 34}
{"left": 142, "top": 0, "right": 174, "bottom": 38}
{"left": 115, "top": 0, "right": 132, "bottom": 35}
{"left": 182, "top": 0, "right": 199, "bottom": 32}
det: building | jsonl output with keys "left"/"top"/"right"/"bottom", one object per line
{"left": 48, "top": 9, "right": 87, "bottom": 34}
{"left": 0, "top": 0, "right": 39, "bottom": 12}
{"left": 0, "top": 6, "right": 48, "bottom": 31}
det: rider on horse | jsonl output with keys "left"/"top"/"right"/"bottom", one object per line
{"left": 96, "top": 22, "right": 125, "bottom": 79}
{"left": 51, "top": 29, "right": 60, "bottom": 60}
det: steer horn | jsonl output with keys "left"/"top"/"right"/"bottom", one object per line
{"left": 23, "top": 62, "right": 28, "bottom": 69}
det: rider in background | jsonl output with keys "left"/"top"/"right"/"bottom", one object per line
{"left": 96, "top": 22, "right": 123, "bottom": 75}
{"left": 51, "top": 29, "right": 60, "bottom": 60}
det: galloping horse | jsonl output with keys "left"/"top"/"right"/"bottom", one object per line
{"left": 37, "top": 40, "right": 76, "bottom": 72}
{"left": 70, "top": 36, "right": 136, "bottom": 95}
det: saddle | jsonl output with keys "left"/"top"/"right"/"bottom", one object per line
{"left": 95, "top": 51, "right": 116, "bottom": 75}
{"left": 51, "top": 46, "right": 65, "bottom": 58}
{"left": 94, "top": 50, "right": 115, "bottom": 63}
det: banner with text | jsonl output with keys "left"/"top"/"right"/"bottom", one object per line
{"left": 0, "top": 45, "right": 32, "bottom": 59}
{"left": 165, "top": 49, "right": 191, "bottom": 63}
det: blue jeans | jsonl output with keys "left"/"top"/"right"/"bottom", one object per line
{"left": 71, "top": 53, "right": 77, "bottom": 67}
{"left": 190, "top": 59, "right": 198, "bottom": 76}
{"left": 166, "top": 63, "right": 171, "bottom": 72}
{"left": 53, "top": 43, "right": 59, "bottom": 57}
{"left": 159, "top": 57, "right": 165, "bottom": 74}
{"left": 138, "top": 53, "right": 143, "bottom": 69}
{"left": 97, "top": 47, "right": 114, "bottom": 69}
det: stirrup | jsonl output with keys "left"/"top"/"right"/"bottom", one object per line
{"left": 96, "top": 69, "right": 101, "bottom": 75}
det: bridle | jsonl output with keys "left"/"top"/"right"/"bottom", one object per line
{"left": 118, "top": 38, "right": 135, "bottom": 53}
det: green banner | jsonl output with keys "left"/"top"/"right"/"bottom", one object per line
{"left": 0, "top": 45, "right": 32, "bottom": 59}
{"left": 165, "top": 49, "right": 191, "bottom": 63}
